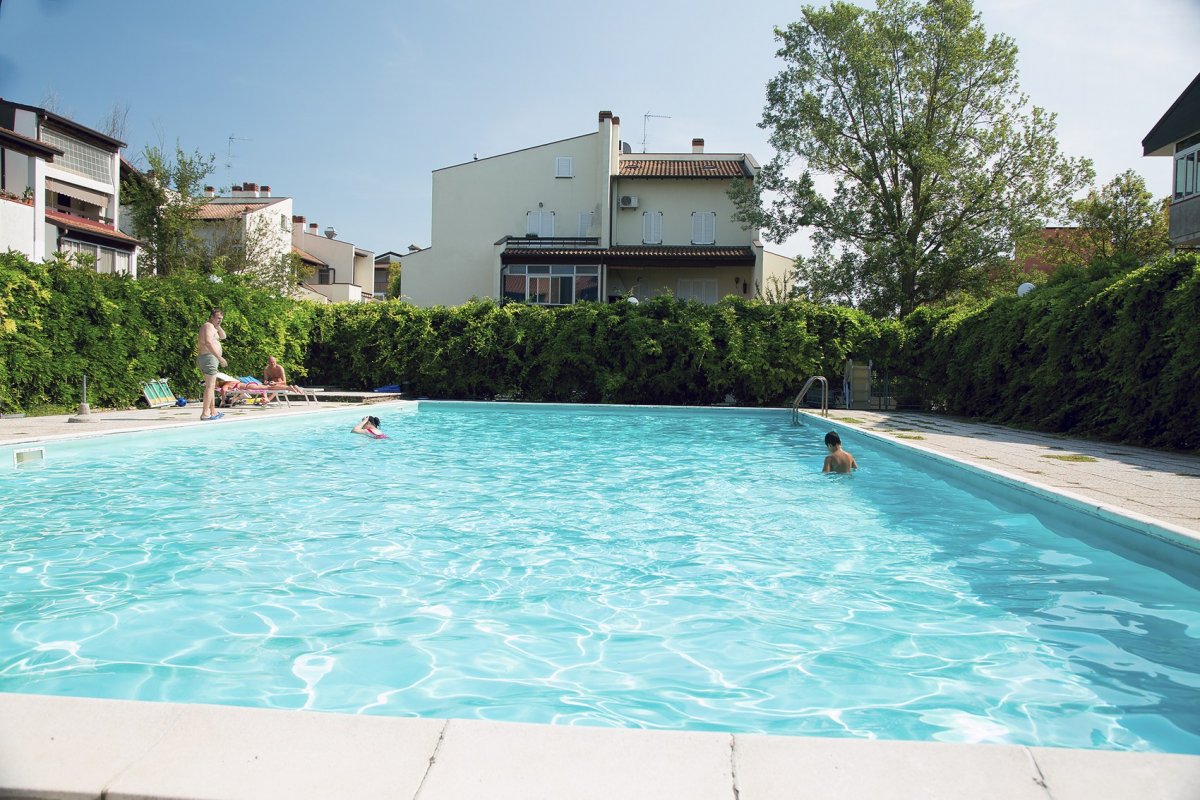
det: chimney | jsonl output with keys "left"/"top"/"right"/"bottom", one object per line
{"left": 204, "top": 186, "right": 215, "bottom": 198}
{"left": 292, "top": 215, "right": 305, "bottom": 225}
{"left": 599, "top": 110, "right": 612, "bottom": 122}
{"left": 324, "top": 226, "right": 337, "bottom": 239}
{"left": 260, "top": 185, "right": 271, "bottom": 196}
{"left": 308, "top": 223, "right": 319, "bottom": 235}
{"left": 692, "top": 138, "right": 705, "bottom": 154}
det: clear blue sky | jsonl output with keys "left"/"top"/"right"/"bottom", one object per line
{"left": 1, "top": 0, "right": 1196, "bottom": 257}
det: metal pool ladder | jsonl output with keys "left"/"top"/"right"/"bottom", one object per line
{"left": 791, "top": 376, "right": 829, "bottom": 424}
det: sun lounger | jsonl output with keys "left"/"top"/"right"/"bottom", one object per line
{"left": 220, "top": 385, "right": 318, "bottom": 408}
{"left": 141, "top": 379, "right": 177, "bottom": 408}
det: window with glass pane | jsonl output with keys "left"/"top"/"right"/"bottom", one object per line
{"left": 40, "top": 128, "right": 112, "bottom": 183}
{"left": 529, "top": 276, "right": 550, "bottom": 303}
{"left": 575, "top": 274, "right": 599, "bottom": 301}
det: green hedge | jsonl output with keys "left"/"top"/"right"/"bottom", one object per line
{"left": 2, "top": 249, "right": 1196, "bottom": 451}
{"left": 303, "top": 295, "right": 897, "bottom": 405}
{"left": 903, "top": 253, "right": 1199, "bottom": 450}
{"left": 0, "top": 251, "right": 314, "bottom": 412}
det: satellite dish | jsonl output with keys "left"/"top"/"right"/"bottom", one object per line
{"left": 621, "top": 141, "right": 632, "bottom": 154}
{"left": 1017, "top": 282, "right": 1035, "bottom": 297}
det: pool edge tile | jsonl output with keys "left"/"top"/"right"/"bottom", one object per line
{"left": 733, "top": 735, "right": 1050, "bottom": 799}
{"left": 0, "top": 692, "right": 182, "bottom": 800}
{"left": 104, "top": 701, "right": 443, "bottom": 800}
{"left": 417, "top": 718, "right": 734, "bottom": 800}
{"left": 1029, "top": 746, "right": 1200, "bottom": 800}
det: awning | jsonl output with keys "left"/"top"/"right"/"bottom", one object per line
{"left": 46, "top": 178, "right": 109, "bottom": 209}
{"left": 502, "top": 244, "right": 756, "bottom": 267}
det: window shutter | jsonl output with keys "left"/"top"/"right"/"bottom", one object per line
{"left": 544, "top": 211, "right": 554, "bottom": 237}
{"left": 704, "top": 212, "right": 715, "bottom": 244}
{"left": 702, "top": 279, "right": 718, "bottom": 304}
{"left": 527, "top": 211, "right": 538, "bottom": 236}
{"left": 578, "top": 211, "right": 593, "bottom": 236}
{"left": 556, "top": 156, "right": 573, "bottom": 178}
{"left": 644, "top": 212, "right": 662, "bottom": 244}
{"left": 678, "top": 279, "right": 693, "bottom": 300}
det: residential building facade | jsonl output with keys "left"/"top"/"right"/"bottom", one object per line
{"left": 0, "top": 98, "right": 140, "bottom": 273}
{"left": 1143, "top": 71, "right": 1200, "bottom": 249}
{"left": 401, "top": 111, "right": 791, "bottom": 307}
{"left": 290, "top": 216, "right": 376, "bottom": 303}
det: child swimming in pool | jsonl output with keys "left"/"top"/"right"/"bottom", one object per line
{"left": 352, "top": 415, "right": 387, "bottom": 439}
{"left": 822, "top": 430, "right": 857, "bottom": 473}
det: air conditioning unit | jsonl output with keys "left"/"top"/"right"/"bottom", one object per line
{"left": 618, "top": 195, "right": 639, "bottom": 209}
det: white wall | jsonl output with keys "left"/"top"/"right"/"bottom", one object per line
{"left": 0, "top": 197, "right": 35, "bottom": 258}
{"left": 404, "top": 132, "right": 603, "bottom": 307}
{"left": 611, "top": 176, "right": 752, "bottom": 248}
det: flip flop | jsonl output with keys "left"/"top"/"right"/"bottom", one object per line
{"left": 204, "top": 412, "right": 224, "bottom": 421}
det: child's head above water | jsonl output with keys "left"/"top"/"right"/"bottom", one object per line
{"left": 825, "top": 431, "right": 841, "bottom": 450}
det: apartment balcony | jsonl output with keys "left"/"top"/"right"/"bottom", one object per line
{"left": 1169, "top": 194, "right": 1200, "bottom": 248}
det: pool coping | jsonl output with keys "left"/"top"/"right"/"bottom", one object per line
{"left": 2, "top": 692, "right": 1198, "bottom": 800}
{"left": 2, "top": 402, "right": 1199, "bottom": 798}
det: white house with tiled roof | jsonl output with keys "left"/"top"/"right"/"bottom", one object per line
{"left": 0, "top": 98, "right": 140, "bottom": 274}
{"left": 400, "top": 111, "right": 792, "bottom": 307}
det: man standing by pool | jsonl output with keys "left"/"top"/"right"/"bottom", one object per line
{"left": 196, "top": 308, "right": 228, "bottom": 421}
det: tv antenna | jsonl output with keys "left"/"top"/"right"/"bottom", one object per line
{"left": 641, "top": 111, "right": 671, "bottom": 153}
{"left": 225, "top": 134, "right": 252, "bottom": 175}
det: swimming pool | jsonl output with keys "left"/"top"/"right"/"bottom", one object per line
{"left": 1, "top": 402, "right": 1198, "bottom": 753}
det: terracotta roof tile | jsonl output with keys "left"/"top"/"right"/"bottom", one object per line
{"left": 45, "top": 209, "right": 141, "bottom": 245}
{"left": 195, "top": 202, "right": 272, "bottom": 220}
{"left": 291, "top": 245, "right": 327, "bottom": 266}
{"left": 618, "top": 159, "right": 749, "bottom": 178}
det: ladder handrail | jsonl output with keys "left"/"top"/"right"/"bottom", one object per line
{"left": 791, "top": 375, "right": 828, "bottom": 424}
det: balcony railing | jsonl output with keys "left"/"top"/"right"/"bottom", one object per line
{"left": 502, "top": 236, "right": 600, "bottom": 249}
{"left": 1169, "top": 195, "right": 1200, "bottom": 247}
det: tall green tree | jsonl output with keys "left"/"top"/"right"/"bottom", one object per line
{"left": 1066, "top": 170, "right": 1170, "bottom": 265}
{"left": 121, "top": 144, "right": 215, "bottom": 276}
{"left": 732, "top": 0, "right": 1093, "bottom": 317}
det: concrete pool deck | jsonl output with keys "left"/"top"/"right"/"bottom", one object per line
{"left": 1, "top": 402, "right": 1199, "bottom": 799}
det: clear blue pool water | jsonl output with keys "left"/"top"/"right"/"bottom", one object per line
{"left": 1, "top": 402, "right": 1198, "bottom": 753}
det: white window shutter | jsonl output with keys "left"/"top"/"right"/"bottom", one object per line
{"left": 527, "top": 211, "right": 538, "bottom": 236}
{"left": 578, "top": 211, "right": 593, "bottom": 236}
{"left": 678, "top": 279, "right": 693, "bottom": 300}
{"left": 556, "top": 156, "right": 573, "bottom": 178}
{"left": 702, "top": 279, "right": 718, "bottom": 304}
{"left": 644, "top": 212, "right": 662, "bottom": 244}
{"left": 691, "top": 212, "right": 703, "bottom": 244}
{"left": 704, "top": 212, "right": 716, "bottom": 244}
{"left": 545, "top": 212, "right": 554, "bottom": 237}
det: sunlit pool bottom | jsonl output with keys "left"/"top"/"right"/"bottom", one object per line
{"left": 1, "top": 402, "right": 1197, "bottom": 753}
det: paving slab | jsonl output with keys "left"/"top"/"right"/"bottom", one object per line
{"left": 0, "top": 692, "right": 181, "bottom": 800}
{"left": 733, "top": 735, "right": 1050, "bottom": 800}
{"left": 416, "top": 719, "right": 734, "bottom": 800}
{"left": 106, "top": 701, "right": 444, "bottom": 800}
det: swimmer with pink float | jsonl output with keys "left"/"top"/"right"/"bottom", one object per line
{"left": 352, "top": 415, "right": 387, "bottom": 439}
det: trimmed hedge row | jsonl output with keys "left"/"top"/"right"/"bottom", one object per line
{"left": 0, "top": 251, "right": 314, "bottom": 412}
{"left": 302, "top": 296, "right": 898, "bottom": 405}
{"left": 2, "top": 249, "right": 1196, "bottom": 450}
{"left": 903, "top": 253, "right": 1199, "bottom": 451}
